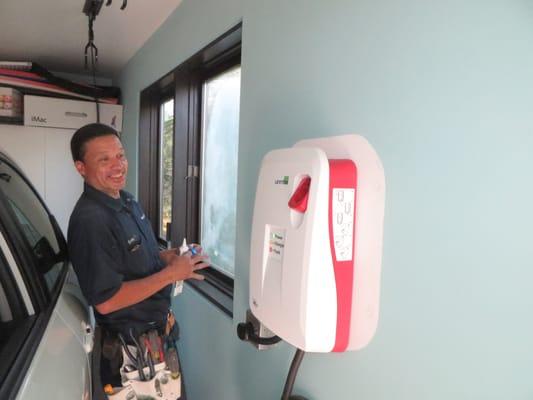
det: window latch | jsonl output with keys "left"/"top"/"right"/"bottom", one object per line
{"left": 184, "top": 165, "right": 199, "bottom": 180}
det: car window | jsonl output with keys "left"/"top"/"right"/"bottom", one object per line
{"left": 0, "top": 241, "right": 38, "bottom": 397}
{"left": 0, "top": 159, "right": 65, "bottom": 293}
{"left": 0, "top": 282, "right": 12, "bottom": 323}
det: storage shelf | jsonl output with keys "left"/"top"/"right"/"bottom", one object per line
{"left": 0, "top": 117, "right": 23, "bottom": 126}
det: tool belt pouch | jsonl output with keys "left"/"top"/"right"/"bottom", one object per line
{"left": 102, "top": 332, "right": 124, "bottom": 378}
{"left": 105, "top": 313, "right": 182, "bottom": 400}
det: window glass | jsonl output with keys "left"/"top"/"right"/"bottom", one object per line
{"left": 200, "top": 66, "right": 241, "bottom": 277}
{"left": 0, "top": 161, "right": 64, "bottom": 292}
{"left": 0, "top": 247, "right": 35, "bottom": 396}
{"left": 0, "top": 271, "right": 13, "bottom": 323}
{"left": 159, "top": 99, "right": 174, "bottom": 240}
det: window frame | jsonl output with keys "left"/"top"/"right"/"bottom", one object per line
{"left": 157, "top": 94, "right": 175, "bottom": 242}
{"left": 139, "top": 24, "right": 242, "bottom": 317}
{"left": 139, "top": 81, "right": 175, "bottom": 246}
{"left": 198, "top": 64, "right": 241, "bottom": 280}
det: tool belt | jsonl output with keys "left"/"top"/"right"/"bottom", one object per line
{"left": 101, "top": 310, "right": 181, "bottom": 399}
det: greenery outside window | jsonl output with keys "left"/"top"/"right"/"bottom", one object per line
{"left": 159, "top": 98, "right": 174, "bottom": 241}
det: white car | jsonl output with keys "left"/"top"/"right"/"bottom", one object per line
{"left": 0, "top": 151, "right": 97, "bottom": 399}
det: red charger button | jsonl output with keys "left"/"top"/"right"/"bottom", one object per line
{"left": 288, "top": 176, "right": 311, "bottom": 213}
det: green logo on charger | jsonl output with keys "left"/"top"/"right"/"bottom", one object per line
{"left": 275, "top": 176, "right": 289, "bottom": 185}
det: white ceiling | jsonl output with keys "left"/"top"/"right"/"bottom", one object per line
{"left": 0, "top": 0, "right": 182, "bottom": 77}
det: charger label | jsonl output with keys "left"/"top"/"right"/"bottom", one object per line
{"left": 267, "top": 228, "right": 285, "bottom": 262}
{"left": 332, "top": 188, "right": 355, "bottom": 261}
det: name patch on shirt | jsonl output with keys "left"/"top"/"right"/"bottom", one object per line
{"left": 127, "top": 235, "right": 141, "bottom": 252}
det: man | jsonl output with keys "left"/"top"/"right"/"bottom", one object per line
{"left": 68, "top": 123, "right": 207, "bottom": 347}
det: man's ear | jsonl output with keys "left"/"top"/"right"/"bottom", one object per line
{"left": 74, "top": 160, "right": 86, "bottom": 177}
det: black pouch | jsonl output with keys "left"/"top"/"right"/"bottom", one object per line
{"left": 101, "top": 330, "right": 123, "bottom": 387}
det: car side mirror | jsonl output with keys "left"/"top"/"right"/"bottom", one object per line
{"left": 32, "top": 236, "right": 59, "bottom": 274}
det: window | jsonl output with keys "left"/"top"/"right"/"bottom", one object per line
{"left": 159, "top": 98, "right": 174, "bottom": 240}
{"left": 0, "top": 244, "right": 37, "bottom": 396}
{"left": 139, "top": 24, "right": 242, "bottom": 315}
{"left": 200, "top": 66, "right": 241, "bottom": 277}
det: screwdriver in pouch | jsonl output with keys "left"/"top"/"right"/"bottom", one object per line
{"left": 165, "top": 347, "right": 180, "bottom": 379}
{"left": 148, "top": 330, "right": 163, "bottom": 363}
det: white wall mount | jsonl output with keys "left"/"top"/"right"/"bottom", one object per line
{"left": 249, "top": 134, "right": 385, "bottom": 352}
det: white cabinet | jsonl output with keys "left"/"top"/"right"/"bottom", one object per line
{"left": 0, "top": 125, "right": 83, "bottom": 235}
{"left": 0, "top": 125, "right": 46, "bottom": 195}
{"left": 24, "top": 95, "right": 123, "bottom": 132}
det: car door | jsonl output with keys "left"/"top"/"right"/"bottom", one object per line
{"left": 0, "top": 152, "right": 93, "bottom": 400}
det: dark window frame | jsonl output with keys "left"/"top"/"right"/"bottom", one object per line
{"left": 157, "top": 93, "right": 175, "bottom": 242}
{"left": 139, "top": 77, "right": 174, "bottom": 243}
{"left": 139, "top": 24, "right": 242, "bottom": 317}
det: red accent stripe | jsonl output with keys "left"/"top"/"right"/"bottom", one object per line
{"left": 328, "top": 159, "right": 357, "bottom": 352}
{"left": 0, "top": 68, "right": 45, "bottom": 80}
{"left": 0, "top": 76, "right": 118, "bottom": 104}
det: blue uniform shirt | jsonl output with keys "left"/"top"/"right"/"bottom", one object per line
{"left": 68, "top": 183, "right": 171, "bottom": 337}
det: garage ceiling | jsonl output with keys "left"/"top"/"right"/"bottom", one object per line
{"left": 0, "top": 0, "right": 182, "bottom": 77}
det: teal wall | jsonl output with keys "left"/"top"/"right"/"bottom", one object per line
{"left": 116, "top": 1, "right": 533, "bottom": 399}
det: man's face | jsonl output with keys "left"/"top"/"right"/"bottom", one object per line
{"left": 74, "top": 135, "right": 128, "bottom": 198}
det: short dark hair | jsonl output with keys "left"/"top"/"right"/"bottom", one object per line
{"left": 70, "top": 123, "right": 120, "bottom": 162}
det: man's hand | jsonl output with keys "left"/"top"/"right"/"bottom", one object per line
{"left": 159, "top": 248, "right": 178, "bottom": 264}
{"left": 164, "top": 252, "right": 210, "bottom": 282}
{"left": 159, "top": 244, "right": 203, "bottom": 263}
{"left": 95, "top": 251, "right": 210, "bottom": 315}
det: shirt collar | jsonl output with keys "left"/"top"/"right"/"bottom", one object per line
{"left": 83, "top": 183, "right": 132, "bottom": 212}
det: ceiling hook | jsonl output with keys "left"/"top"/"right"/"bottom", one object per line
{"left": 84, "top": 14, "right": 98, "bottom": 71}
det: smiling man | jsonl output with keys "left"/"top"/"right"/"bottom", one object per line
{"left": 67, "top": 123, "right": 208, "bottom": 382}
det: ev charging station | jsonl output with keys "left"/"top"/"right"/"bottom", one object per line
{"left": 248, "top": 134, "right": 385, "bottom": 353}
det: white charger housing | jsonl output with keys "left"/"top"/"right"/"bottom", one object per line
{"left": 249, "top": 134, "right": 385, "bottom": 352}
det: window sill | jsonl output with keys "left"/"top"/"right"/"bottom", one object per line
{"left": 160, "top": 245, "right": 234, "bottom": 317}
{"left": 185, "top": 268, "right": 233, "bottom": 318}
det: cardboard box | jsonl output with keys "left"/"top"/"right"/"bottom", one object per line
{"left": 24, "top": 95, "right": 123, "bottom": 131}
{"left": 0, "top": 87, "right": 23, "bottom": 118}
